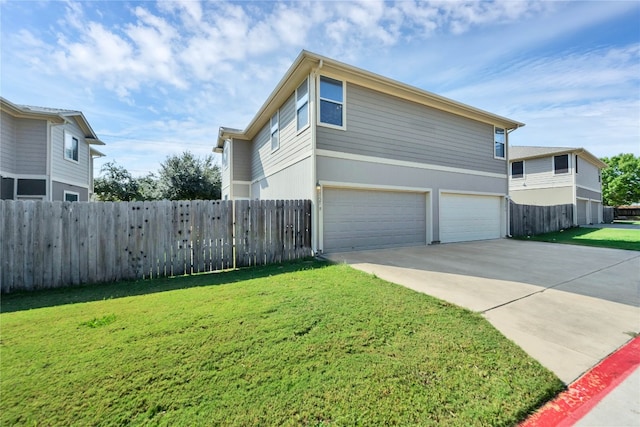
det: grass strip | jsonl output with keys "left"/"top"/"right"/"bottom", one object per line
{"left": 518, "top": 227, "right": 640, "bottom": 251}
{"left": 1, "top": 260, "right": 563, "bottom": 426}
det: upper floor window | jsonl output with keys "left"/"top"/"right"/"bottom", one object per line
{"left": 511, "top": 161, "right": 524, "bottom": 179}
{"left": 296, "top": 78, "right": 309, "bottom": 131}
{"left": 554, "top": 154, "right": 569, "bottom": 174}
{"left": 575, "top": 155, "right": 579, "bottom": 173}
{"left": 64, "top": 132, "right": 79, "bottom": 162}
{"left": 270, "top": 111, "right": 279, "bottom": 151}
{"left": 494, "top": 127, "right": 505, "bottom": 159}
{"left": 319, "top": 76, "right": 344, "bottom": 128}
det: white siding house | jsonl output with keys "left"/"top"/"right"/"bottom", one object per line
{"left": 215, "top": 51, "right": 524, "bottom": 253}
{"left": 0, "top": 97, "right": 105, "bottom": 201}
{"left": 509, "top": 146, "right": 607, "bottom": 225}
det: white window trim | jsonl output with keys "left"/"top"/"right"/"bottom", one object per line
{"left": 493, "top": 127, "right": 505, "bottom": 160}
{"left": 511, "top": 160, "right": 525, "bottom": 179}
{"left": 317, "top": 74, "right": 346, "bottom": 131}
{"left": 64, "top": 190, "right": 80, "bottom": 202}
{"left": 64, "top": 130, "right": 80, "bottom": 164}
{"left": 553, "top": 154, "right": 569, "bottom": 175}
{"left": 271, "top": 110, "right": 280, "bottom": 152}
{"left": 296, "top": 77, "right": 310, "bottom": 134}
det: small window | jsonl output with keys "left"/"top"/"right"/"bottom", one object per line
{"left": 575, "top": 155, "right": 578, "bottom": 173}
{"left": 296, "top": 78, "right": 309, "bottom": 131}
{"left": 554, "top": 154, "right": 569, "bottom": 174}
{"left": 270, "top": 111, "right": 279, "bottom": 151}
{"left": 64, "top": 191, "right": 79, "bottom": 202}
{"left": 64, "top": 132, "right": 79, "bottom": 162}
{"left": 494, "top": 127, "right": 505, "bottom": 159}
{"left": 319, "top": 76, "right": 344, "bottom": 128}
{"left": 511, "top": 161, "right": 524, "bottom": 179}
{"left": 222, "top": 140, "right": 229, "bottom": 169}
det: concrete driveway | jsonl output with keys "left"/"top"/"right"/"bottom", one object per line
{"left": 324, "top": 239, "right": 640, "bottom": 384}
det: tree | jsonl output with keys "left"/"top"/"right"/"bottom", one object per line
{"left": 157, "top": 151, "right": 221, "bottom": 200}
{"left": 600, "top": 153, "right": 640, "bottom": 206}
{"left": 93, "top": 161, "right": 142, "bottom": 201}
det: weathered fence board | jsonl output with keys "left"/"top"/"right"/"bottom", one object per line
{"left": 1, "top": 199, "right": 311, "bottom": 293}
{"left": 510, "top": 201, "right": 574, "bottom": 237}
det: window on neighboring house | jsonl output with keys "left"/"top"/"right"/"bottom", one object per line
{"left": 296, "top": 78, "right": 309, "bottom": 131}
{"left": 575, "top": 155, "right": 579, "bottom": 173}
{"left": 494, "top": 127, "right": 505, "bottom": 159}
{"left": 554, "top": 154, "right": 569, "bottom": 174}
{"left": 270, "top": 111, "right": 279, "bottom": 151}
{"left": 64, "top": 132, "right": 79, "bottom": 162}
{"left": 222, "top": 140, "right": 229, "bottom": 169}
{"left": 511, "top": 161, "right": 524, "bottom": 178}
{"left": 319, "top": 76, "right": 344, "bottom": 128}
{"left": 64, "top": 191, "right": 79, "bottom": 202}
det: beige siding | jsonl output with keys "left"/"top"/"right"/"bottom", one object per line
{"left": 251, "top": 156, "right": 313, "bottom": 200}
{"left": 51, "top": 119, "right": 90, "bottom": 187}
{"left": 52, "top": 181, "right": 89, "bottom": 202}
{"left": 232, "top": 139, "right": 252, "bottom": 181}
{"left": 510, "top": 156, "right": 573, "bottom": 190}
{"left": 251, "top": 93, "right": 313, "bottom": 181}
{"left": 575, "top": 156, "right": 601, "bottom": 192}
{"left": 510, "top": 186, "right": 573, "bottom": 206}
{"left": 15, "top": 118, "right": 47, "bottom": 175}
{"left": 576, "top": 187, "right": 601, "bottom": 201}
{"left": 317, "top": 82, "right": 506, "bottom": 175}
{"left": 1, "top": 111, "right": 17, "bottom": 173}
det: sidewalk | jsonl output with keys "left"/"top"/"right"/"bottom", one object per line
{"left": 520, "top": 336, "right": 640, "bottom": 427}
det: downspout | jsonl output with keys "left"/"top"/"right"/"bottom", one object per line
{"left": 505, "top": 126, "right": 519, "bottom": 238}
{"left": 311, "top": 59, "right": 323, "bottom": 255}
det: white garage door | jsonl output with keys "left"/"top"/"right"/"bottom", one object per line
{"left": 440, "top": 193, "right": 502, "bottom": 243}
{"left": 323, "top": 188, "right": 426, "bottom": 253}
{"left": 577, "top": 199, "right": 588, "bottom": 225}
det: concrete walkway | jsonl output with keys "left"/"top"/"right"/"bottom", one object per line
{"left": 324, "top": 239, "right": 640, "bottom": 384}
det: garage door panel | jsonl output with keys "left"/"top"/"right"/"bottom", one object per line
{"left": 324, "top": 188, "right": 426, "bottom": 252}
{"left": 577, "top": 200, "right": 588, "bottom": 225}
{"left": 440, "top": 194, "right": 501, "bottom": 243}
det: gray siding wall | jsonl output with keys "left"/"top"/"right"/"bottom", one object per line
{"left": 317, "top": 155, "right": 506, "bottom": 242}
{"left": 232, "top": 139, "right": 252, "bottom": 182}
{"left": 317, "top": 82, "right": 506, "bottom": 175}
{"left": 1, "top": 111, "right": 17, "bottom": 173}
{"left": 15, "top": 118, "right": 47, "bottom": 175}
{"left": 576, "top": 187, "right": 601, "bottom": 201}
{"left": 510, "top": 156, "right": 573, "bottom": 190}
{"left": 575, "top": 157, "right": 601, "bottom": 192}
{"left": 251, "top": 93, "right": 312, "bottom": 181}
{"left": 51, "top": 119, "right": 90, "bottom": 187}
{"left": 52, "top": 181, "right": 89, "bottom": 202}
{"left": 251, "top": 156, "right": 313, "bottom": 200}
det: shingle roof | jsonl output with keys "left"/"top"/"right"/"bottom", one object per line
{"left": 17, "top": 104, "right": 80, "bottom": 115}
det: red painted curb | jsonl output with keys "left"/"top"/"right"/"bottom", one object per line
{"left": 519, "top": 335, "right": 640, "bottom": 427}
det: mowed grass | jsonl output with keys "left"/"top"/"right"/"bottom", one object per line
{"left": 1, "top": 261, "right": 563, "bottom": 426}
{"left": 523, "top": 227, "right": 640, "bottom": 251}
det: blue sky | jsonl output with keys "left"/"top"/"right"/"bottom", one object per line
{"left": 1, "top": 0, "right": 639, "bottom": 177}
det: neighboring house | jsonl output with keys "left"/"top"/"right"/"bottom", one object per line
{"left": 215, "top": 51, "right": 524, "bottom": 253}
{"left": 509, "top": 146, "right": 607, "bottom": 225}
{"left": 0, "top": 97, "right": 105, "bottom": 202}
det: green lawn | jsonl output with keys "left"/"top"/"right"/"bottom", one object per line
{"left": 1, "top": 261, "right": 563, "bottom": 426}
{"left": 521, "top": 227, "right": 640, "bottom": 251}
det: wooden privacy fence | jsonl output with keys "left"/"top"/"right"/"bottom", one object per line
{"left": 510, "top": 201, "right": 574, "bottom": 237}
{"left": 0, "top": 199, "right": 312, "bottom": 293}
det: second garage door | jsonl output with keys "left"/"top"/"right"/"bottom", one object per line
{"left": 323, "top": 188, "right": 427, "bottom": 253}
{"left": 440, "top": 193, "right": 502, "bottom": 243}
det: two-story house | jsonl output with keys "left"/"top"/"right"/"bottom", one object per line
{"left": 509, "top": 146, "right": 607, "bottom": 225}
{"left": 215, "top": 51, "right": 524, "bottom": 253}
{"left": 0, "top": 97, "right": 105, "bottom": 202}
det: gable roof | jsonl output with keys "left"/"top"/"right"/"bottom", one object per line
{"left": 0, "top": 96, "right": 105, "bottom": 146}
{"left": 510, "top": 146, "right": 607, "bottom": 168}
{"left": 215, "top": 50, "right": 525, "bottom": 151}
